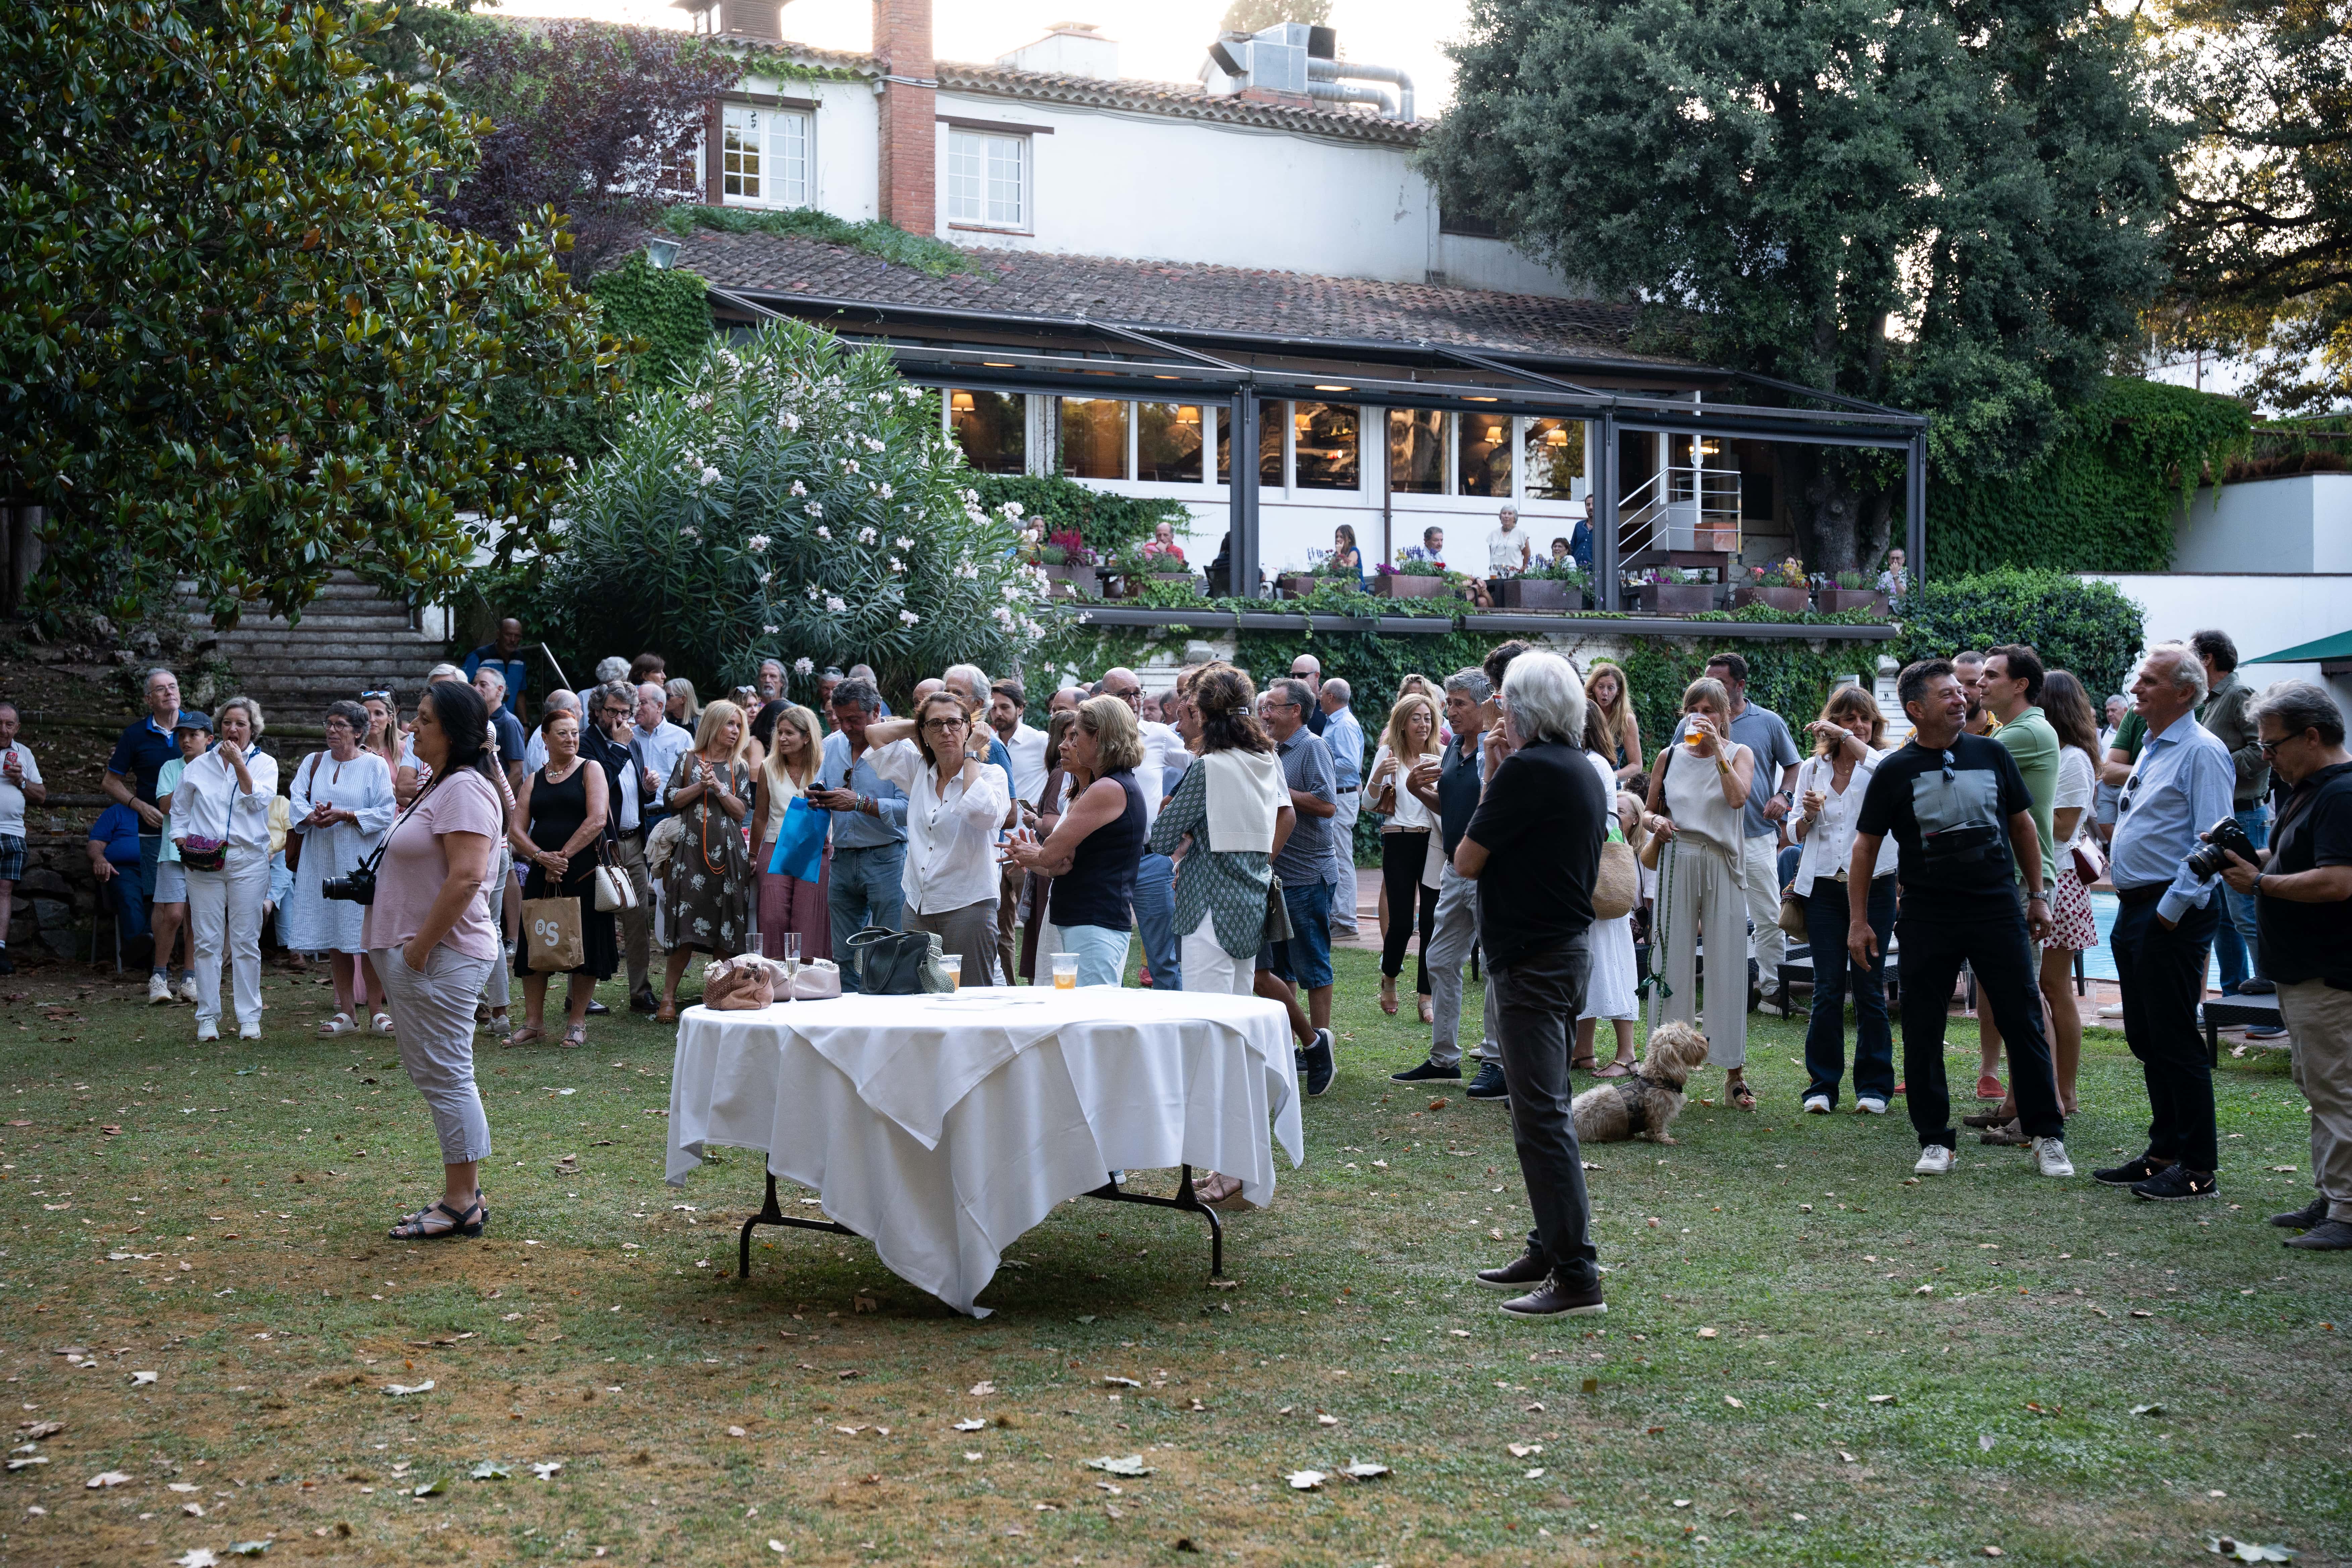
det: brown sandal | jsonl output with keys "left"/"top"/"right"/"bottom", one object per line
{"left": 1592, "top": 1059, "right": 1636, "bottom": 1079}
{"left": 1728, "top": 1077, "right": 1758, "bottom": 1111}
{"left": 503, "top": 1024, "right": 547, "bottom": 1048}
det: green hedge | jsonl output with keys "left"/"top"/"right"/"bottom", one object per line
{"left": 587, "top": 255, "right": 712, "bottom": 388}
{"left": 1889, "top": 568, "right": 2146, "bottom": 700}
{"left": 970, "top": 475, "right": 1195, "bottom": 557}
{"left": 1929, "top": 378, "right": 2250, "bottom": 574}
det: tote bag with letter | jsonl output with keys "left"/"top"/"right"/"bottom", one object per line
{"left": 766, "top": 794, "right": 828, "bottom": 883}
{"left": 524, "top": 896, "right": 586, "bottom": 973}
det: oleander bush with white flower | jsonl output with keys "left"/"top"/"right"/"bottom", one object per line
{"left": 538, "top": 317, "right": 1043, "bottom": 699}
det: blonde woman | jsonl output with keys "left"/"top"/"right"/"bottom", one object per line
{"left": 1368, "top": 690, "right": 1444, "bottom": 1021}
{"left": 1585, "top": 659, "right": 1644, "bottom": 783}
{"left": 173, "top": 696, "right": 278, "bottom": 1042}
{"left": 1790, "top": 684, "right": 1898, "bottom": 1113}
{"left": 1004, "top": 696, "right": 1148, "bottom": 986}
{"left": 664, "top": 677, "right": 702, "bottom": 734}
{"left": 751, "top": 702, "right": 830, "bottom": 964}
{"left": 360, "top": 689, "right": 417, "bottom": 807}
{"left": 1639, "top": 677, "right": 1758, "bottom": 1107}
{"left": 657, "top": 699, "right": 755, "bottom": 1019}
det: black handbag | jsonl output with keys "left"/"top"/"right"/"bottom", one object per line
{"left": 844, "top": 926, "right": 952, "bottom": 995}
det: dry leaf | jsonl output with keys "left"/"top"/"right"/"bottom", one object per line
{"left": 1286, "top": 1470, "right": 1326, "bottom": 1490}
{"left": 1085, "top": 1455, "right": 1152, "bottom": 1477}
{"left": 17, "top": 1423, "right": 61, "bottom": 1441}
{"left": 2208, "top": 1538, "right": 2299, "bottom": 1562}
{"left": 969, "top": 1380, "right": 996, "bottom": 1396}
{"left": 1724, "top": 1396, "right": 1745, "bottom": 1409}
{"left": 175, "top": 1552, "right": 220, "bottom": 1568}
{"left": 531, "top": 1461, "right": 562, "bottom": 1480}
{"left": 2130, "top": 1310, "right": 2154, "bottom": 1319}
{"left": 1508, "top": 1443, "right": 1542, "bottom": 1459}
{"left": 1868, "top": 1394, "right": 1897, "bottom": 1405}
{"left": 4, "top": 1458, "right": 47, "bottom": 1471}
{"left": 383, "top": 1380, "right": 435, "bottom": 1397}
{"left": 471, "top": 1462, "right": 510, "bottom": 1480}
{"left": 2133, "top": 1403, "right": 2165, "bottom": 1417}
{"left": 1339, "top": 1461, "right": 1389, "bottom": 1480}
{"left": 953, "top": 1418, "right": 987, "bottom": 1432}
{"left": 1102, "top": 1376, "right": 1141, "bottom": 1388}
{"left": 1696, "top": 1327, "right": 1718, "bottom": 1339}
{"left": 1524, "top": 1467, "right": 1546, "bottom": 1479}
{"left": 86, "top": 1470, "right": 132, "bottom": 1488}
{"left": 1317, "top": 1414, "right": 1338, "bottom": 1427}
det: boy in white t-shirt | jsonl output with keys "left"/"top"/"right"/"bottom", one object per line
{"left": 0, "top": 702, "right": 47, "bottom": 974}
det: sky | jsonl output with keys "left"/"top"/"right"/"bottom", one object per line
{"left": 485, "top": 0, "right": 1471, "bottom": 114}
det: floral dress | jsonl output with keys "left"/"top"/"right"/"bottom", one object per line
{"left": 663, "top": 753, "right": 754, "bottom": 957}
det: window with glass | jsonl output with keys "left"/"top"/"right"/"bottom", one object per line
{"left": 1289, "top": 403, "right": 1359, "bottom": 491}
{"left": 1388, "top": 409, "right": 1447, "bottom": 494}
{"left": 1136, "top": 404, "right": 1204, "bottom": 483}
{"left": 948, "top": 389, "right": 1026, "bottom": 475}
{"left": 1458, "top": 409, "right": 1513, "bottom": 497}
{"left": 1058, "top": 398, "right": 1128, "bottom": 480}
{"left": 1215, "top": 405, "right": 1285, "bottom": 488}
{"left": 722, "top": 104, "right": 809, "bottom": 207}
{"left": 946, "top": 130, "right": 1028, "bottom": 228}
{"left": 1523, "top": 418, "right": 1585, "bottom": 499}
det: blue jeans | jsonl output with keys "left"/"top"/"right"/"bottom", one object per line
{"left": 1261, "top": 879, "right": 1334, "bottom": 992}
{"left": 2217, "top": 805, "right": 2267, "bottom": 990}
{"left": 827, "top": 842, "right": 906, "bottom": 993}
{"left": 1803, "top": 877, "right": 1896, "bottom": 1106}
{"left": 1059, "top": 922, "right": 1131, "bottom": 987}
{"left": 1132, "top": 851, "right": 1180, "bottom": 990}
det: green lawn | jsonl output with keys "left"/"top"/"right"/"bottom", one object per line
{"left": 0, "top": 947, "right": 2344, "bottom": 1567}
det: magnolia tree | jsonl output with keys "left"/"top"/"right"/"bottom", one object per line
{"left": 547, "top": 320, "right": 1044, "bottom": 697}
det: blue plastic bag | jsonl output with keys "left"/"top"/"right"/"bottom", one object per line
{"left": 766, "top": 794, "right": 827, "bottom": 883}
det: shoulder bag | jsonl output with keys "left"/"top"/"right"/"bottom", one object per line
{"left": 844, "top": 926, "right": 953, "bottom": 995}
{"left": 285, "top": 752, "right": 322, "bottom": 874}
{"left": 1592, "top": 810, "right": 1638, "bottom": 922}
{"left": 592, "top": 836, "right": 639, "bottom": 913}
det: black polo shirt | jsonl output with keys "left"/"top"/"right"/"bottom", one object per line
{"left": 2259, "top": 761, "right": 2352, "bottom": 989}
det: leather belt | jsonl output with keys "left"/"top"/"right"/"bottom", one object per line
{"left": 1336, "top": 785, "right": 1359, "bottom": 794}
{"left": 2113, "top": 881, "right": 2166, "bottom": 907}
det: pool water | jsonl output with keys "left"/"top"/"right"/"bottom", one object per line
{"left": 2080, "top": 890, "right": 2221, "bottom": 989}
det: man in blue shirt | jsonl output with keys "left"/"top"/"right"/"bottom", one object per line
{"left": 1569, "top": 493, "right": 1596, "bottom": 573}
{"left": 2096, "top": 643, "right": 2239, "bottom": 1202}
{"left": 462, "top": 619, "right": 529, "bottom": 721}
{"left": 1258, "top": 678, "right": 1338, "bottom": 1095}
{"left": 101, "top": 667, "right": 189, "bottom": 979}
{"left": 87, "top": 801, "right": 150, "bottom": 954}
{"left": 1318, "top": 679, "right": 1366, "bottom": 939}
{"left": 812, "top": 678, "right": 910, "bottom": 992}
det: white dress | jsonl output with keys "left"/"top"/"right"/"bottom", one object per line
{"left": 1579, "top": 749, "right": 1639, "bottom": 1023}
{"left": 278, "top": 750, "right": 396, "bottom": 953}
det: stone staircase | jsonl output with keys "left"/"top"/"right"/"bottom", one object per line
{"left": 178, "top": 571, "right": 450, "bottom": 724}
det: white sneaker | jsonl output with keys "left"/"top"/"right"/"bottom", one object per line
{"left": 1803, "top": 1094, "right": 1831, "bottom": 1115}
{"left": 196, "top": 1024, "right": 220, "bottom": 1044}
{"left": 2031, "top": 1137, "right": 2074, "bottom": 1178}
{"left": 1913, "top": 1145, "right": 1955, "bottom": 1175}
{"left": 1856, "top": 1096, "right": 1889, "bottom": 1115}
{"left": 2097, "top": 1003, "right": 2124, "bottom": 1019}
{"left": 176, "top": 974, "right": 200, "bottom": 1004}
{"left": 238, "top": 1022, "right": 262, "bottom": 1042}
{"left": 148, "top": 972, "right": 173, "bottom": 1005}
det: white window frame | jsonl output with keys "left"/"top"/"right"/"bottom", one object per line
{"left": 945, "top": 129, "right": 1030, "bottom": 231}
{"left": 721, "top": 103, "right": 811, "bottom": 209}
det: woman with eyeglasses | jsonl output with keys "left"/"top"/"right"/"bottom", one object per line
{"left": 172, "top": 696, "right": 279, "bottom": 1042}
{"left": 860, "top": 692, "right": 1012, "bottom": 984}
{"left": 656, "top": 699, "right": 755, "bottom": 1021}
{"left": 509, "top": 706, "right": 616, "bottom": 1046}
{"left": 282, "top": 699, "right": 398, "bottom": 1037}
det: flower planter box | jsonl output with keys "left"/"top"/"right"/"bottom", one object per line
{"left": 1276, "top": 573, "right": 1321, "bottom": 599}
{"left": 1639, "top": 582, "right": 1717, "bottom": 614}
{"left": 1733, "top": 585, "right": 1812, "bottom": 613}
{"left": 1373, "top": 573, "right": 1455, "bottom": 600}
{"left": 1486, "top": 578, "right": 1585, "bottom": 612}
{"left": 1816, "top": 587, "right": 1889, "bottom": 617}
{"left": 1040, "top": 564, "right": 1098, "bottom": 600}
{"left": 1694, "top": 526, "right": 1742, "bottom": 553}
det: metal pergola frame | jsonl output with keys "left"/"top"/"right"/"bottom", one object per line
{"left": 706, "top": 287, "right": 1929, "bottom": 615}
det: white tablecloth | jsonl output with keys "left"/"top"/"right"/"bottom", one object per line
{"left": 666, "top": 987, "right": 1304, "bottom": 1316}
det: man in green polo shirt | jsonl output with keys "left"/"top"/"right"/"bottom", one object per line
{"left": 1973, "top": 644, "right": 2061, "bottom": 1112}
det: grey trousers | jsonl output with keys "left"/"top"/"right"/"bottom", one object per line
{"left": 1426, "top": 861, "right": 1499, "bottom": 1069}
{"left": 373, "top": 943, "right": 497, "bottom": 1165}
{"left": 2276, "top": 978, "right": 2352, "bottom": 1223}
{"left": 1491, "top": 937, "right": 1599, "bottom": 1282}
{"left": 907, "top": 897, "right": 1002, "bottom": 986}
{"left": 611, "top": 831, "right": 653, "bottom": 994}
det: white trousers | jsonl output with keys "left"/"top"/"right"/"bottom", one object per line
{"left": 188, "top": 847, "right": 269, "bottom": 1031}
{"left": 1180, "top": 913, "right": 1256, "bottom": 996}
{"left": 1741, "top": 833, "right": 1787, "bottom": 984}
{"left": 1327, "top": 792, "right": 1361, "bottom": 934}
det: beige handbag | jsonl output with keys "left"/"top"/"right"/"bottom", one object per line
{"left": 1593, "top": 830, "right": 1637, "bottom": 922}
{"left": 592, "top": 838, "right": 638, "bottom": 914}
{"left": 523, "top": 896, "right": 585, "bottom": 973}
{"left": 1777, "top": 889, "right": 1811, "bottom": 938}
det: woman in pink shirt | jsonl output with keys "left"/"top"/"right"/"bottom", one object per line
{"left": 363, "top": 681, "right": 507, "bottom": 1240}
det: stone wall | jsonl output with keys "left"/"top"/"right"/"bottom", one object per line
{"left": 7, "top": 824, "right": 109, "bottom": 963}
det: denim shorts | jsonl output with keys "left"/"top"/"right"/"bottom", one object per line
{"left": 1257, "top": 879, "right": 1334, "bottom": 990}
{"left": 152, "top": 861, "right": 188, "bottom": 904}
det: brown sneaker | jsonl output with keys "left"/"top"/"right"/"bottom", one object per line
{"left": 1498, "top": 1271, "right": 1606, "bottom": 1319}
{"left": 1474, "top": 1248, "right": 1549, "bottom": 1293}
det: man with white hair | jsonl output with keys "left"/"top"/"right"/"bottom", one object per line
{"left": 1453, "top": 650, "right": 1610, "bottom": 1317}
{"left": 595, "top": 655, "right": 632, "bottom": 688}
{"left": 2094, "top": 642, "right": 2237, "bottom": 1201}
{"left": 1319, "top": 678, "right": 1364, "bottom": 938}
{"left": 755, "top": 658, "right": 787, "bottom": 705}
{"left": 473, "top": 666, "right": 528, "bottom": 795}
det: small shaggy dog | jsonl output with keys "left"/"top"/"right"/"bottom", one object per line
{"left": 1571, "top": 1021, "right": 1712, "bottom": 1144}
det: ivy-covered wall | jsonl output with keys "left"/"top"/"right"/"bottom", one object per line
{"left": 1928, "top": 378, "right": 2251, "bottom": 575}
{"left": 587, "top": 255, "right": 713, "bottom": 387}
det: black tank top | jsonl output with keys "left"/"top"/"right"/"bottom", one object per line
{"left": 1049, "top": 769, "right": 1145, "bottom": 931}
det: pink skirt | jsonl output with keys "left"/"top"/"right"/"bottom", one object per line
{"left": 2044, "top": 862, "right": 2097, "bottom": 952}
{"left": 757, "top": 844, "right": 833, "bottom": 964}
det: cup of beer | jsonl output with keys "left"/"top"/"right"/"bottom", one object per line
{"left": 940, "top": 954, "right": 962, "bottom": 990}
{"left": 1050, "top": 953, "right": 1078, "bottom": 990}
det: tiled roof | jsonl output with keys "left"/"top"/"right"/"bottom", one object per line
{"left": 675, "top": 227, "right": 1688, "bottom": 366}
{"left": 741, "top": 38, "right": 1421, "bottom": 146}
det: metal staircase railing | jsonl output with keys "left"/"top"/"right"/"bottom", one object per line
{"left": 1617, "top": 465, "right": 1743, "bottom": 561}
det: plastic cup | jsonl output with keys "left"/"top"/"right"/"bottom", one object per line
{"left": 1051, "top": 953, "right": 1078, "bottom": 990}
{"left": 941, "top": 954, "right": 962, "bottom": 990}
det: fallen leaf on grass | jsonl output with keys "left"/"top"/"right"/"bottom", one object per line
{"left": 1317, "top": 1414, "right": 1338, "bottom": 1427}
{"left": 2132, "top": 1403, "right": 2166, "bottom": 1417}
{"left": 953, "top": 1419, "right": 987, "bottom": 1432}
{"left": 531, "top": 1462, "right": 562, "bottom": 1480}
{"left": 1868, "top": 1394, "right": 1898, "bottom": 1405}
{"left": 2130, "top": 1310, "right": 2154, "bottom": 1319}
{"left": 470, "top": 1462, "right": 510, "bottom": 1480}
{"left": 1507, "top": 1443, "right": 1542, "bottom": 1459}
{"left": 86, "top": 1470, "right": 131, "bottom": 1488}
{"left": 768, "top": 1544, "right": 789, "bottom": 1556}
{"left": 1696, "top": 1327, "right": 1718, "bottom": 1339}
{"left": 131, "top": 1371, "right": 158, "bottom": 1386}
{"left": 17, "top": 1423, "right": 61, "bottom": 1440}
{"left": 227, "top": 1544, "right": 270, "bottom": 1558}
{"left": 1086, "top": 1455, "right": 1152, "bottom": 1477}
{"left": 1524, "top": 1467, "right": 1546, "bottom": 1479}
{"left": 1979, "top": 1434, "right": 1996, "bottom": 1452}
{"left": 5, "top": 1457, "right": 47, "bottom": 1471}
{"left": 384, "top": 1381, "right": 434, "bottom": 1397}
{"left": 1339, "top": 1461, "right": 1389, "bottom": 1480}
{"left": 411, "top": 1479, "right": 443, "bottom": 1497}
{"left": 1102, "top": 1376, "right": 1141, "bottom": 1388}
{"left": 969, "top": 1380, "right": 996, "bottom": 1397}
{"left": 2209, "top": 1538, "right": 2299, "bottom": 1562}
{"left": 174, "top": 1551, "right": 219, "bottom": 1568}
{"left": 1286, "top": 1470, "right": 1326, "bottom": 1490}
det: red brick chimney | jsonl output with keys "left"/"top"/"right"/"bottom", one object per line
{"left": 872, "top": 0, "right": 936, "bottom": 236}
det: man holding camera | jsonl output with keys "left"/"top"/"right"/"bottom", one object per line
{"left": 2212, "top": 681, "right": 2352, "bottom": 1249}
{"left": 2098, "top": 643, "right": 2237, "bottom": 1202}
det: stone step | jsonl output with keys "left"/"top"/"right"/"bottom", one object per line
{"left": 196, "top": 634, "right": 443, "bottom": 661}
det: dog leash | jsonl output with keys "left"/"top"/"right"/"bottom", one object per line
{"left": 1637, "top": 838, "right": 1675, "bottom": 1003}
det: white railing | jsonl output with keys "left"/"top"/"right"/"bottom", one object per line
{"left": 1617, "top": 465, "right": 1742, "bottom": 560}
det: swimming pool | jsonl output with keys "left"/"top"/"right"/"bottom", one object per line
{"left": 2079, "top": 890, "right": 2222, "bottom": 988}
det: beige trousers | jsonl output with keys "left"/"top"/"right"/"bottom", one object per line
{"left": 2276, "top": 979, "right": 2352, "bottom": 1222}
{"left": 1646, "top": 837, "right": 1750, "bottom": 1069}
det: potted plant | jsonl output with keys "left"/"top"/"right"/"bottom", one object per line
{"left": 1371, "top": 551, "right": 1458, "bottom": 600}
{"left": 1140, "top": 536, "right": 1195, "bottom": 589}
{"left": 1037, "top": 530, "right": 1098, "bottom": 600}
{"left": 1816, "top": 569, "right": 1889, "bottom": 616}
{"left": 1733, "top": 556, "right": 1811, "bottom": 612}
{"left": 1634, "top": 565, "right": 1715, "bottom": 614}
{"left": 1488, "top": 559, "right": 1589, "bottom": 611}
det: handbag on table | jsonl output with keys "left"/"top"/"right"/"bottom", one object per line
{"left": 844, "top": 926, "right": 954, "bottom": 995}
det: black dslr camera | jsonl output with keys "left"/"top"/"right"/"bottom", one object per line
{"left": 320, "top": 864, "right": 377, "bottom": 905}
{"left": 2185, "top": 816, "right": 2258, "bottom": 881}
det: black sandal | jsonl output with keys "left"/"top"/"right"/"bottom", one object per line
{"left": 389, "top": 1196, "right": 485, "bottom": 1240}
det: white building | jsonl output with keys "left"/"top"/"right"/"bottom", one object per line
{"left": 663, "top": 0, "right": 1927, "bottom": 610}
